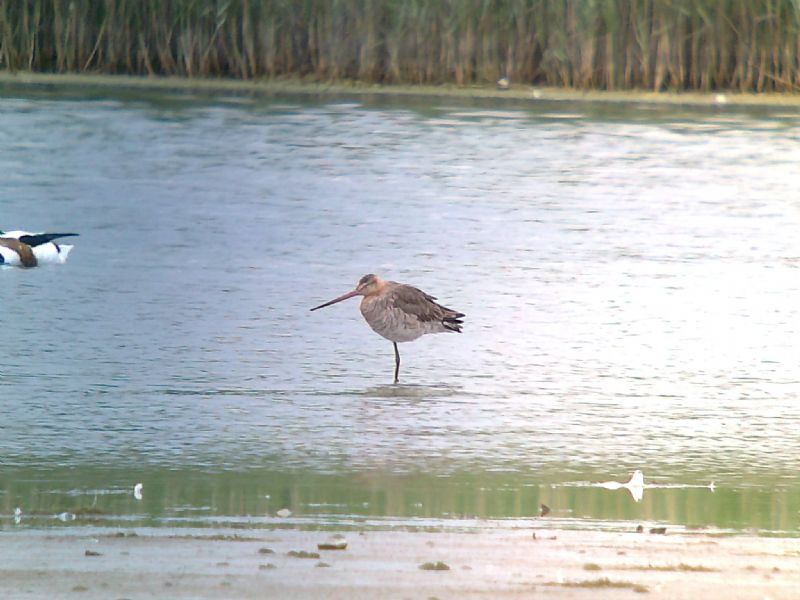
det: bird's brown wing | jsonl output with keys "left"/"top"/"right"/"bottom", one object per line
{"left": 389, "top": 284, "right": 464, "bottom": 323}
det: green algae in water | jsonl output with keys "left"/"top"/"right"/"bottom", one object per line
{"left": 554, "top": 578, "right": 649, "bottom": 593}
{"left": 626, "top": 563, "right": 717, "bottom": 572}
{"left": 419, "top": 561, "right": 450, "bottom": 571}
{"left": 73, "top": 506, "right": 106, "bottom": 516}
{"left": 288, "top": 550, "right": 320, "bottom": 559}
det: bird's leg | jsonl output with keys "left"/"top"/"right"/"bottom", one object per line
{"left": 393, "top": 342, "right": 400, "bottom": 384}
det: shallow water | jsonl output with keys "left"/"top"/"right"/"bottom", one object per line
{"left": 2, "top": 86, "right": 800, "bottom": 534}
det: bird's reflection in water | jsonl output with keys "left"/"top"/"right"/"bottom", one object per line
{"left": 356, "top": 384, "right": 463, "bottom": 401}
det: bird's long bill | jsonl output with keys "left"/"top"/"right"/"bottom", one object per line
{"left": 309, "top": 289, "right": 360, "bottom": 311}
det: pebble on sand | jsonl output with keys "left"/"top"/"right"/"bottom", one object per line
{"left": 318, "top": 534, "right": 348, "bottom": 550}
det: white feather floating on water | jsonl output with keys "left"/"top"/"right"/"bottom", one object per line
{"left": 597, "top": 470, "right": 645, "bottom": 502}
{"left": 134, "top": 483, "right": 143, "bottom": 500}
{"left": 593, "top": 470, "right": 716, "bottom": 502}
{"left": 556, "top": 471, "right": 715, "bottom": 504}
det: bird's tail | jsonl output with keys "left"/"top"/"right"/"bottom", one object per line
{"left": 442, "top": 311, "right": 465, "bottom": 333}
{"left": 19, "top": 233, "right": 79, "bottom": 247}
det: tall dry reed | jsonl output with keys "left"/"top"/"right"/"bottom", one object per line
{"left": 1, "top": 0, "right": 800, "bottom": 91}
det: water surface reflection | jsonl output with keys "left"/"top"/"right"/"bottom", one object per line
{"left": 1, "top": 87, "right": 800, "bottom": 533}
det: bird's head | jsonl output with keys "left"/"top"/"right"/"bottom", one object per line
{"left": 310, "top": 274, "right": 385, "bottom": 311}
{"left": 354, "top": 273, "right": 385, "bottom": 296}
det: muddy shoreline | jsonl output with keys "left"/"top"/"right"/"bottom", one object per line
{"left": 3, "top": 71, "right": 800, "bottom": 107}
{"left": 3, "top": 526, "right": 799, "bottom": 599}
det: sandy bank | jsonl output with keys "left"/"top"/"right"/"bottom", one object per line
{"left": 3, "top": 71, "right": 800, "bottom": 108}
{"left": 3, "top": 526, "right": 799, "bottom": 599}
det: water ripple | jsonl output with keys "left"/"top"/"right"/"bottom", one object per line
{"left": 2, "top": 91, "right": 800, "bottom": 528}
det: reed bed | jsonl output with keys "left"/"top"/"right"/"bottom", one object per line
{"left": 2, "top": 0, "right": 800, "bottom": 91}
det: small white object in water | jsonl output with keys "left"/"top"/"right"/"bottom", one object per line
{"left": 134, "top": 483, "right": 143, "bottom": 500}
{"left": 709, "top": 482, "right": 716, "bottom": 492}
{"left": 715, "top": 94, "right": 728, "bottom": 104}
{"left": 532, "top": 90, "right": 543, "bottom": 99}
{"left": 599, "top": 470, "right": 643, "bottom": 489}
{"left": 14, "top": 507, "right": 22, "bottom": 524}
{"left": 276, "top": 508, "right": 292, "bottom": 518}
{"left": 627, "top": 470, "right": 644, "bottom": 488}
{"left": 57, "top": 511, "right": 76, "bottom": 522}
{"left": 598, "top": 470, "right": 645, "bottom": 502}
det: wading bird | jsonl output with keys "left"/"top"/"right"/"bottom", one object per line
{"left": 310, "top": 274, "right": 464, "bottom": 383}
{"left": 0, "top": 231, "right": 78, "bottom": 267}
